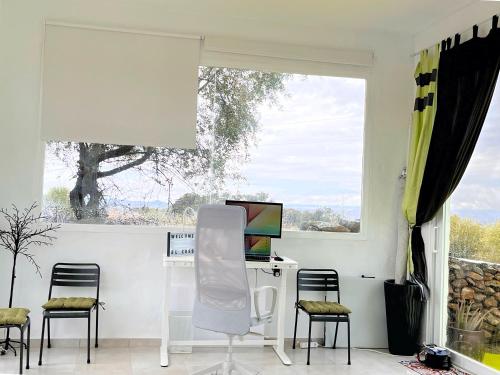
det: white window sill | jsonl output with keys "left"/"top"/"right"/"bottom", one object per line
{"left": 54, "top": 223, "right": 367, "bottom": 240}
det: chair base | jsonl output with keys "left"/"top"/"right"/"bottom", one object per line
{"left": 192, "top": 360, "right": 261, "bottom": 375}
{"left": 191, "top": 334, "right": 261, "bottom": 375}
{"left": 0, "top": 339, "right": 27, "bottom": 356}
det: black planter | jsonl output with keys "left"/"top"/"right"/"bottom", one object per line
{"left": 384, "top": 279, "right": 425, "bottom": 355}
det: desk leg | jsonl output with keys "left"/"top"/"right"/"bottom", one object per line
{"left": 160, "top": 265, "right": 171, "bottom": 367}
{"left": 273, "top": 268, "right": 292, "bottom": 365}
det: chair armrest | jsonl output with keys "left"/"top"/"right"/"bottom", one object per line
{"left": 254, "top": 286, "right": 278, "bottom": 323}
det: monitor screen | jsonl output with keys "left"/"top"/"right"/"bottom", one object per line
{"left": 225, "top": 200, "right": 283, "bottom": 238}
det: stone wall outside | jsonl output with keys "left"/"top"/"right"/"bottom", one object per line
{"left": 448, "top": 257, "right": 500, "bottom": 343}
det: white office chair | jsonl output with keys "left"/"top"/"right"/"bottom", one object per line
{"left": 193, "top": 205, "right": 277, "bottom": 375}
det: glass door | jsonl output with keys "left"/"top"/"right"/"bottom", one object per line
{"left": 444, "top": 80, "right": 500, "bottom": 372}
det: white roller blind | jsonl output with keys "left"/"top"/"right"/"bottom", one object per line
{"left": 41, "top": 24, "right": 200, "bottom": 148}
{"left": 203, "top": 37, "right": 374, "bottom": 66}
{"left": 202, "top": 37, "right": 373, "bottom": 76}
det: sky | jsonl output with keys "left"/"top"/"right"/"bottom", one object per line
{"left": 224, "top": 74, "right": 365, "bottom": 208}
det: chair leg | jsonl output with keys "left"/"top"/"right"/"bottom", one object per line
{"left": 95, "top": 307, "right": 99, "bottom": 348}
{"left": 38, "top": 316, "right": 46, "bottom": 366}
{"left": 26, "top": 319, "right": 30, "bottom": 370}
{"left": 3, "top": 327, "right": 9, "bottom": 352}
{"left": 307, "top": 318, "right": 312, "bottom": 366}
{"left": 47, "top": 318, "right": 51, "bottom": 349}
{"left": 347, "top": 317, "right": 351, "bottom": 365}
{"left": 292, "top": 307, "right": 299, "bottom": 349}
{"left": 19, "top": 326, "right": 24, "bottom": 375}
{"left": 323, "top": 322, "right": 326, "bottom": 346}
{"left": 87, "top": 315, "right": 91, "bottom": 364}
{"left": 333, "top": 321, "right": 339, "bottom": 349}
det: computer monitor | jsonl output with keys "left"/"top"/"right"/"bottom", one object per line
{"left": 225, "top": 200, "right": 283, "bottom": 238}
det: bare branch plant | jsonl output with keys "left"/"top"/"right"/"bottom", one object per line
{"left": 0, "top": 202, "right": 60, "bottom": 353}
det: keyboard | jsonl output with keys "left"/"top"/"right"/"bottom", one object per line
{"left": 245, "top": 255, "right": 271, "bottom": 262}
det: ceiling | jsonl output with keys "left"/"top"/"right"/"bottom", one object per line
{"left": 136, "top": 0, "right": 481, "bottom": 35}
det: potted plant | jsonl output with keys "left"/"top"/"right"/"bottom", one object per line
{"left": 447, "top": 300, "right": 491, "bottom": 362}
{"left": 0, "top": 203, "right": 60, "bottom": 354}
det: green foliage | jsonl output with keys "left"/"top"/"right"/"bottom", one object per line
{"left": 171, "top": 192, "right": 271, "bottom": 215}
{"left": 454, "top": 300, "right": 491, "bottom": 331}
{"left": 450, "top": 215, "right": 500, "bottom": 263}
{"left": 45, "top": 187, "right": 70, "bottom": 208}
{"left": 450, "top": 215, "right": 484, "bottom": 259}
{"left": 171, "top": 193, "right": 209, "bottom": 215}
{"left": 169, "top": 192, "right": 358, "bottom": 233}
{"left": 483, "top": 222, "right": 500, "bottom": 263}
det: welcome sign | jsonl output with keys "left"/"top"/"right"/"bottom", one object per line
{"left": 167, "top": 232, "right": 195, "bottom": 257}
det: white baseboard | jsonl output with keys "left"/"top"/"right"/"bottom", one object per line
{"left": 25, "top": 337, "right": 343, "bottom": 349}
{"left": 27, "top": 338, "right": 160, "bottom": 348}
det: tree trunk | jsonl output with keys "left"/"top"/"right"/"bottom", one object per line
{"left": 69, "top": 143, "right": 103, "bottom": 221}
{"left": 8, "top": 253, "right": 17, "bottom": 308}
{"left": 3, "top": 254, "right": 17, "bottom": 350}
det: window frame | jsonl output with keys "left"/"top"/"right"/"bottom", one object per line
{"left": 39, "top": 45, "right": 372, "bottom": 240}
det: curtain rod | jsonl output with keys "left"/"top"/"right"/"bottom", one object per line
{"left": 410, "top": 13, "right": 498, "bottom": 57}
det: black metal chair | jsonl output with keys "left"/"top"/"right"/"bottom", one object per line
{"left": 0, "top": 310, "right": 30, "bottom": 374}
{"left": 292, "top": 268, "right": 351, "bottom": 366}
{"left": 38, "top": 263, "right": 100, "bottom": 365}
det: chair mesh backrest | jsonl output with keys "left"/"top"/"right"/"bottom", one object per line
{"left": 297, "top": 269, "right": 340, "bottom": 303}
{"left": 49, "top": 263, "right": 100, "bottom": 298}
{"left": 195, "top": 205, "right": 250, "bottom": 311}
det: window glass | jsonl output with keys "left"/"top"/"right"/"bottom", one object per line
{"left": 447, "top": 81, "right": 500, "bottom": 370}
{"left": 43, "top": 67, "right": 365, "bottom": 233}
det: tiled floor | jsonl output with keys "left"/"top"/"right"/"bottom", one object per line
{"left": 0, "top": 345, "right": 414, "bottom": 374}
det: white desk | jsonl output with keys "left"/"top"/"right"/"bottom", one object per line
{"left": 160, "top": 255, "right": 298, "bottom": 367}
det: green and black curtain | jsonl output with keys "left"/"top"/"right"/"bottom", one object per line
{"left": 402, "top": 46, "right": 439, "bottom": 289}
{"left": 403, "top": 16, "right": 500, "bottom": 295}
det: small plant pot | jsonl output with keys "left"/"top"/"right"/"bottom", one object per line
{"left": 447, "top": 326, "right": 485, "bottom": 362}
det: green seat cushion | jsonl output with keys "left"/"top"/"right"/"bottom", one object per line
{"left": 0, "top": 308, "right": 30, "bottom": 325}
{"left": 42, "top": 297, "right": 96, "bottom": 310}
{"left": 299, "top": 300, "right": 351, "bottom": 314}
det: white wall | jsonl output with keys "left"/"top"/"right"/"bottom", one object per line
{"left": 0, "top": 0, "right": 415, "bottom": 347}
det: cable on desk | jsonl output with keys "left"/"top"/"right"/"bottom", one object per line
{"left": 261, "top": 268, "right": 282, "bottom": 277}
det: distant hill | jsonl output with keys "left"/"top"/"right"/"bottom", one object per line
{"left": 105, "top": 199, "right": 361, "bottom": 220}
{"left": 105, "top": 199, "right": 499, "bottom": 224}
{"left": 106, "top": 199, "right": 169, "bottom": 209}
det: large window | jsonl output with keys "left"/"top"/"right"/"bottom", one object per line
{"left": 42, "top": 67, "right": 366, "bottom": 232}
{"left": 447, "top": 81, "right": 499, "bottom": 370}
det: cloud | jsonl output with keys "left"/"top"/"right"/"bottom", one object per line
{"left": 225, "top": 74, "right": 365, "bottom": 205}
{"left": 451, "top": 86, "right": 500, "bottom": 216}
